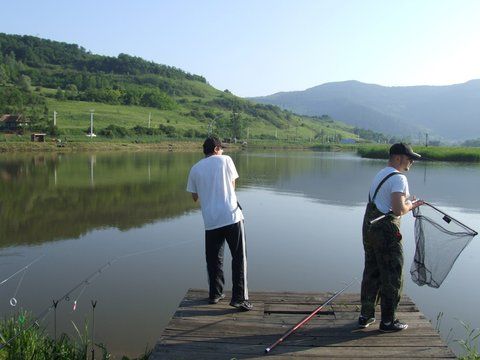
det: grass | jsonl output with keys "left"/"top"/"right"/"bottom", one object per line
{"left": 456, "top": 321, "right": 480, "bottom": 360}
{"left": 39, "top": 95, "right": 361, "bottom": 142}
{"left": 3, "top": 85, "right": 363, "bottom": 151}
{"left": 357, "top": 144, "right": 480, "bottom": 162}
{"left": 0, "top": 311, "right": 151, "bottom": 360}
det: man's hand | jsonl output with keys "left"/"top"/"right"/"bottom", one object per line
{"left": 410, "top": 198, "right": 425, "bottom": 210}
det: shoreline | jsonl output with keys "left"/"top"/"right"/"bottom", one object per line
{"left": 2, "top": 140, "right": 480, "bottom": 163}
{"left": 0, "top": 140, "right": 205, "bottom": 153}
{"left": 0, "top": 139, "right": 337, "bottom": 153}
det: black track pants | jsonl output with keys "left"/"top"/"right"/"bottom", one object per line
{"left": 205, "top": 221, "right": 248, "bottom": 301}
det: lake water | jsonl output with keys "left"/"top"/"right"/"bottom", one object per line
{"left": 0, "top": 150, "right": 479, "bottom": 358}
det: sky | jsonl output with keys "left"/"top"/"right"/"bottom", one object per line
{"left": 2, "top": 0, "right": 480, "bottom": 97}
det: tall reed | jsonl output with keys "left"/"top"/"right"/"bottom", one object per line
{"left": 0, "top": 311, "right": 151, "bottom": 360}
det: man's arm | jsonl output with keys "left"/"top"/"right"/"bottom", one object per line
{"left": 391, "top": 192, "right": 423, "bottom": 216}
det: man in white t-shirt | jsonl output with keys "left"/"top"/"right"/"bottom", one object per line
{"left": 359, "top": 143, "right": 424, "bottom": 332}
{"left": 186, "top": 136, "right": 252, "bottom": 311}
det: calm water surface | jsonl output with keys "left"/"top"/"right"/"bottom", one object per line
{"left": 0, "top": 150, "right": 479, "bottom": 357}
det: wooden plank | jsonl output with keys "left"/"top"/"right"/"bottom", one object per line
{"left": 164, "top": 317, "right": 443, "bottom": 336}
{"left": 264, "top": 303, "right": 418, "bottom": 313}
{"left": 152, "top": 341, "right": 455, "bottom": 358}
{"left": 185, "top": 289, "right": 415, "bottom": 304}
{"left": 160, "top": 331, "right": 448, "bottom": 347}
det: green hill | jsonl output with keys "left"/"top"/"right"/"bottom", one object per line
{"left": 0, "top": 33, "right": 366, "bottom": 144}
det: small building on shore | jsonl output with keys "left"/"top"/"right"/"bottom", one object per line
{"left": 31, "top": 133, "right": 46, "bottom": 142}
{"left": 0, "top": 114, "right": 30, "bottom": 133}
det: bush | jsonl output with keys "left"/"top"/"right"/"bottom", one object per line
{"left": 132, "top": 125, "right": 157, "bottom": 136}
{"left": 98, "top": 124, "right": 131, "bottom": 138}
{"left": 184, "top": 128, "right": 207, "bottom": 138}
{"left": 158, "top": 124, "right": 176, "bottom": 137}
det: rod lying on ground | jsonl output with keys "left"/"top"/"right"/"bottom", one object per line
{"left": 264, "top": 278, "right": 357, "bottom": 354}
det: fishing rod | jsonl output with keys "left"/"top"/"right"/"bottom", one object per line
{"left": 368, "top": 199, "right": 421, "bottom": 225}
{"left": 0, "top": 255, "right": 44, "bottom": 288}
{"left": 53, "top": 239, "right": 196, "bottom": 308}
{"left": 0, "top": 239, "right": 195, "bottom": 350}
{"left": 264, "top": 278, "right": 357, "bottom": 354}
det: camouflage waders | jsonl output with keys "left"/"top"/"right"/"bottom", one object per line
{"left": 360, "top": 173, "right": 404, "bottom": 323}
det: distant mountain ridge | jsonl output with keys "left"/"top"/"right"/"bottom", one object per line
{"left": 250, "top": 80, "right": 480, "bottom": 141}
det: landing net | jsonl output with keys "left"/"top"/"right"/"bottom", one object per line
{"left": 410, "top": 203, "right": 477, "bottom": 288}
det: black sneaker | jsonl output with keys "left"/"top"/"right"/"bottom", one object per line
{"left": 358, "top": 315, "right": 376, "bottom": 328}
{"left": 208, "top": 293, "right": 225, "bottom": 304}
{"left": 379, "top": 319, "right": 408, "bottom": 332}
{"left": 229, "top": 300, "right": 253, "bottom": 311}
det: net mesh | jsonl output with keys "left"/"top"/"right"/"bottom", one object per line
{"left": 410, "top": 203, "right": 477, "bottom": 288}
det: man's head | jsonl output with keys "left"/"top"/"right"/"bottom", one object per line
{"left": 389, "top": 142, "right": 421, "bottom": 172}
{"left": 203, "top": 136, "right": 225, "bottom": 156}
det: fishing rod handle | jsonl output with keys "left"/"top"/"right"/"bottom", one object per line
{"left": 368, "top": 214, "right": 386, "bottom": 225}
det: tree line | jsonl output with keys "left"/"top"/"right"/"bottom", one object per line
{"left": 0, "top": 32, "right": 368, "bottom": 142}
{"left": 0, "top": 33, "right": 205, "bottom": 82}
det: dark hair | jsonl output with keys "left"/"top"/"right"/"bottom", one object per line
{"left": 203, "top": 136, "right": 222, "bottom": 155}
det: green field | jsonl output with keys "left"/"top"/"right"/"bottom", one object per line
{"left": 1, "top": 33, "right": 363, "bottom": 149}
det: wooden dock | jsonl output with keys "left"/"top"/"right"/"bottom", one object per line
{"left": 150, "top": 289, "right": 455, "bottom": 359}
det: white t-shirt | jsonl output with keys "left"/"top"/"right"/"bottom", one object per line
{"left": 186, "top": 154, "right": 244, "bottom": 230}
{"left": 369, "top": 167, "right": 410, "bottom": 214}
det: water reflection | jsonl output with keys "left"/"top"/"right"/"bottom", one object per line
{"left": 1, "top": 151, "right": 479, "bottom": 248}
{"left": 0, "top": 152, "right": 201, "bottom": 247}
{"left": 235, "top": 151, "right": 480, "bottom": 211}
{"left": 0, "top": 150, "right": 479, "bottom": 357}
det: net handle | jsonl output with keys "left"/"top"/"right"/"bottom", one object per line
{"left": 424, "top": 201, "right": 478, "bottom": 236}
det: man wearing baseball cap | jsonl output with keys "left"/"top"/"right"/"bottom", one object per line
{"left": 359, "top": 143, "right": 424, "bottom": 332}
{"left": 186, "top": 136, "right": 252, "bottom": 311}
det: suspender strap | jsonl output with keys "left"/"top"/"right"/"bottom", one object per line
{"left": 368, "top": 172, "right": 401, "bottom": 203}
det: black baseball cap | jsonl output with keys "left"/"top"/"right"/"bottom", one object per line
{"left": 389, "top": 143, "right": 421, "bottom": 159}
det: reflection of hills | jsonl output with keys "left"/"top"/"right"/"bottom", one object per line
{"left": 235, "top": 152, "right": 373, "bottom": 206}
{"left": 0, "top": 153, "right": 200, "bottom": 247}
{"left": 1, "top": 151, "right": 478, "bottom": 248}
{"left": 234, "top": 152, "right": 480, "bottom": 212}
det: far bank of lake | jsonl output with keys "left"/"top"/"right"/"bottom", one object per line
{"left": 2, "top": 135, "right": 480, "bottom": 163}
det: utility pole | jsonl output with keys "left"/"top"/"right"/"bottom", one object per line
{"left": 148, "top": 112, "right": 151, "bottom": 128}
{"left": 89, "top": 109, "right": 95, "bottom": 137}
{"left": 425, "top": 133, "right": 428, "bottom": 147}
{"left": 232, "top": 111, "right": 239, "bottom": 140}
{"left": 53, "top": 110, "right": 57, "bottom": 126}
